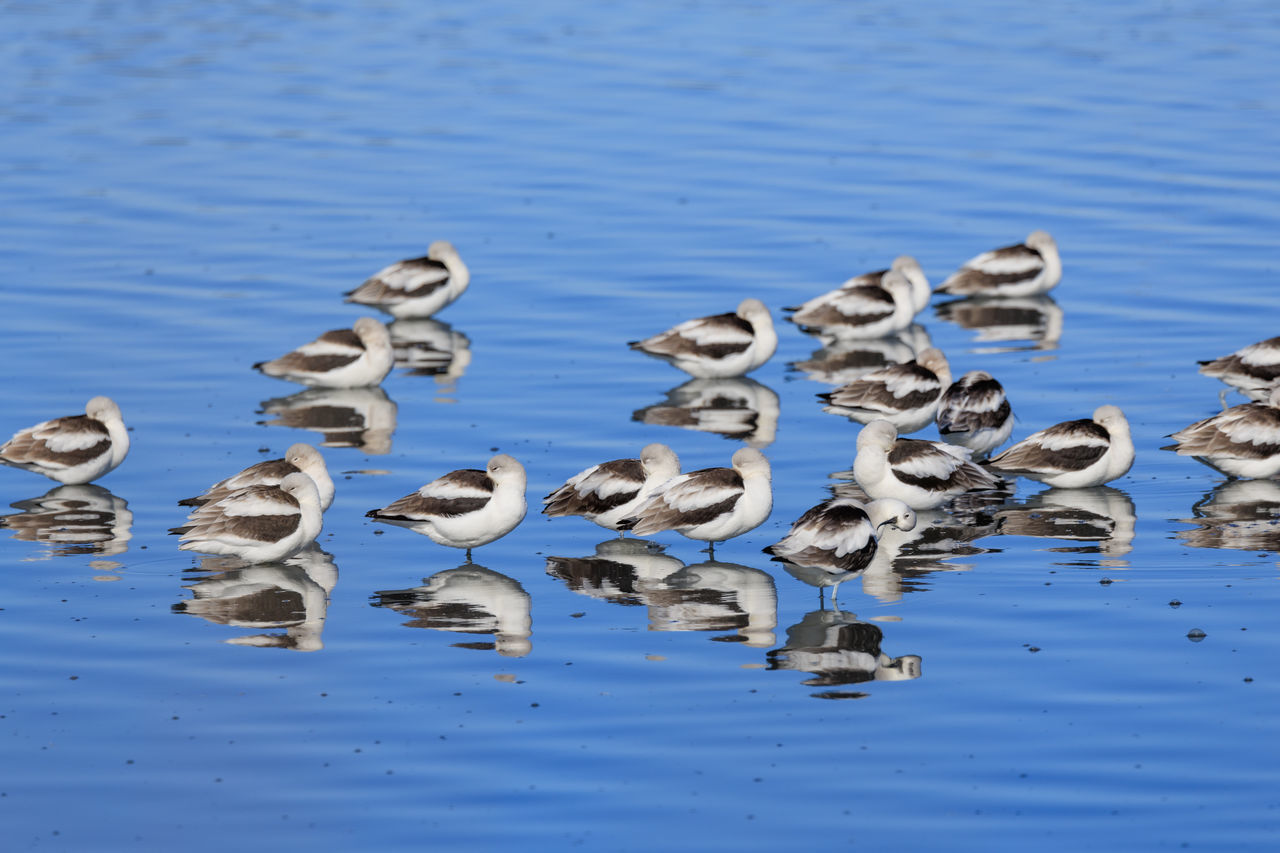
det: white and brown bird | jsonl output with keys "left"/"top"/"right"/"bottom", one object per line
{"left": 624, "top": 447, "right": 773, "bottom": 552}
{"left": 171, "top": 472, "right": 323, "bottom": 565}
{"left": 1162, "top": 386, "right": 1280, "bottom": 479}
{"left": 179, "top": 443, "right": 335, "bottom": 512}
{"left": 366, "top": 454, "right": 527, "bottom": 559}
{"left": 935, "top": 230, "right": 1062, "bottom": 298}
{"left": 254, "top": 317, "right": 394, "bottom": 388}
{"left": 629, "top": 298, "right": 777, "bottom": 378}
{"left": 344, "top": 240, "right": 470, "bottom": 319}
{"left": 543, "top": 443, "right": 680, "bottom": 533}
{"left": 988, "top": 405, "right": 1134, "bottom": 488}
{"left": 819, "top": 347, "right": 952, "bottom": 435}
{"left": 764, "top": 497, "right": 917, "bottom": 600}
{"left": 852, "top": 419, "right": 1003, "bottom": 510}
{"left": 834, "top": 255, "right": 931, "bottom": 313}
{"left": 0, "top": 396, "right": 129, "bottom": 485}
{"left": 935, "top": 370, "right": 1014, "bottom": 459}
{"left": 1197, "top": 336, "right": 1280, "bottom": 401}
{"left": 786, "top": 267, "right": 921, "bottom": 340}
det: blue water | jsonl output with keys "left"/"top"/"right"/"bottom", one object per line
{"left": 3, "top": 2, "right": 1280, "bottom": 850}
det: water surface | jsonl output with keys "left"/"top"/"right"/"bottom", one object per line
{"left": 2, "top": 2, "right": 1280, "bottom": 850}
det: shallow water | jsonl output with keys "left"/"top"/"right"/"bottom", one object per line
{"left": 3, "top": 2, "right": 1280, "bottom": 850}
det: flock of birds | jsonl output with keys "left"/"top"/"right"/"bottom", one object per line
{"left": 3, "top": 230, "right": 1279, "bottom": 602}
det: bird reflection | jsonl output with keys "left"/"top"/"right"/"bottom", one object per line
{"left": 545, "top": 537, "right": 684, "bottom": 606}
{"left": 934, "top": 295, "right": 1063, "bottom": 353}
{"left": 1175, "top": 479, "right": 1280, "bottom": 551}
{"left": 788, "top": 324, "right": 933, "bottom": 386}
{"left": 388, "top": 318, "right": 472, "bottom": 389}
{"left": 632, "top": 377, "right": 780, "bottom": 448}
{"left": 827, "top": 480, "right": 1003, "bottom": 601}
{"left": 767, "top": 608, "right": 921, "bottom": 699}
{"left": 371, "top": 564, "right": 532, "bottom": 657}
{"left": 257, "top": 386, "right": 397, "bottom": 454}
{"left": 172, "top": 545, "right": 337, "bottom": 651}
{"left": 0, "top": 484, "right": 133, "bottom": 557}
{"left": 645, "top": 560, "right": 777, "bottom": 647}
{"left": 995, "top": 485, "right": 1137, "bottom": 560}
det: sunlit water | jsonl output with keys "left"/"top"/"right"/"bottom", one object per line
{"left": 3, "top": 2, "right": 1280, "bottom": 850}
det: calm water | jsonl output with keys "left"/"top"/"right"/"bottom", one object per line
{"left": 3, "top": 2, "right": 1280, "bottom": 850}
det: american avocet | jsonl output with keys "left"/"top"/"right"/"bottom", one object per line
{"left": 0, "top": 396, "right": 129, "bottom": 485}
{"left": 787, "top": 269, "right": 919, "bottom": 340}
{"left": 935, "top": 370, "right": 1014, "bottom": 459}
{"left": 765, "top": 497, "right": 916, "bottom": 600}
{"left": 254, "top": 317, "right": 394, "bottom": 388}
{"left": 172, "top": 472, "right": 323, "bottom": 565}
{"left": 853, "top": 419, "right": 1003, "bottom": 509}
{"left": 988, "top": 405, "right": 1134, "bottom": 488}
{"left": 366, "top": 454, "right": 527, "bottom": 559}
{"left": 344, "top": 240, "right": 470, "bottom": 319}
{"left": 624, "top": 447, "right": 772, "bottom": 551}
{"left": 1162, "top": 387, "right": 1280, "bottom": 479}
{"left": 180, "top": 443, "right": 335, "bottom": 512}
{"left": 1197, "top": 336, "right": 1280, "bottom": 401}
{"left": 630, "top": 298, "right": 777, "bottom": 378}
{"left": 543, "top": 443, "right": 680, "bottom": 533}
{"left": 935, "top": 230, "right": 1062, "bottom": 298}
{"left": 819, "top": 347, "right": 951, "bottom": 434}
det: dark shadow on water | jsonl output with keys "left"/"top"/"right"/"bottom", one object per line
{"left": 545, "top": 537, "right": 684, "bottom": 606}
{"left": 172, "top": 545, "right": 337, "bottom": 652}
{"left": 1174, "top": 479, "right": 1280, "bottom": 552}
{"left": 257, "top": 386, "right": 397, "bottom": 454}
{"left": 0, "top": 483, "right": 132, "bottom": 558}
{"left": 371, "top": 563, "right": 532, "bottom": 658}
{"left": 548, "top": 545, "right": 777, "bottom": 648}
{"left": 632, "top": 377, "right": 779, "bottom": 448}
{"left": 389, "top": 317, "right": 471, "bottom": 392}
{"left": 787, "top": 324, "right": 933, "bottom": 386}
{"left": 934, "top": 295, "right": 1063, "bottom": 355}
{"left": 645, "top": 559, "right": 777, "bottom": 648}
{"left": 994, "top": 485, "right": 1136, "bottom": 565}
{"left": 767, "top": 608, "right": 921, "bottom": 699}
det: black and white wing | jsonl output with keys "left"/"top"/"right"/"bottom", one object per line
{"left": 989, "top": 419, "right": 1110, "bottom": 476}
{"left": 370, "top": 468, "right": 495, "bottom": 523}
